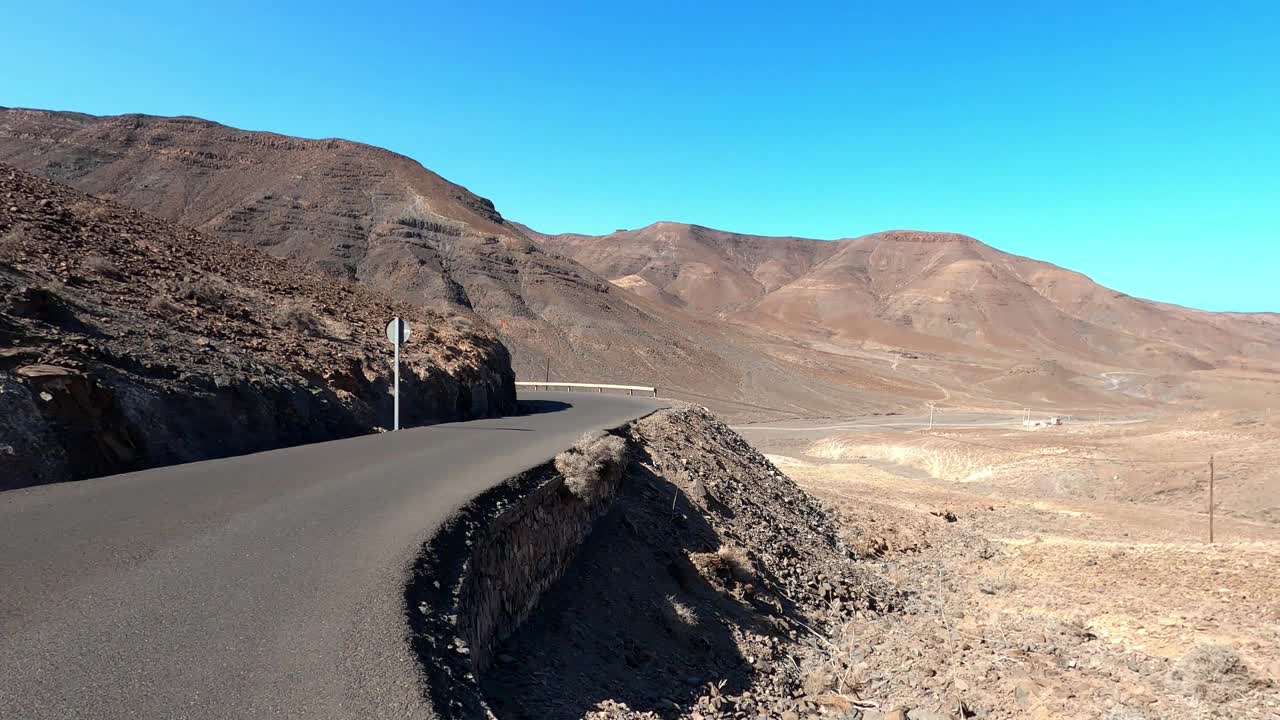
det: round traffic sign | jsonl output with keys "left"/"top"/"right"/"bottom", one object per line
{"left": 386, "top": 317, "right": 411, "bottom": 345}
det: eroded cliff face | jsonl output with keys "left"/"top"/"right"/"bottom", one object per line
{"left": 0, "top": 164, "right": 515, "bottom": 489}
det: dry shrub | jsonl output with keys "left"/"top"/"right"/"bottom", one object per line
{"left": 176, "top": 277, "right": 230, "bottom": 307}
{"left": 0, "top": 228, "right": 23, "bottom": 255}
{"left": 849, "top": 534, "right": 891, "bottom": 559}
{"left": 658, "top": 594, "right": 698, "bottom": 641}
{"left": 717, "top": 545, "right": 755, "bottom": 583}
{"left": 147, "top": 295, "right": 181, "bottom": 315}
{"left": 977, "top": 571, "right": 1013, "bottom": 595}
{"left": 274, "top": 301, "right": 323, "bottom": 336}
{"left": 82, "top": 253, "right": 120, "bottom": 278}
{"left": 1172, "top": 643, "right": 1250, "bottom": 701}
{"left": 555, "top": 431, "right": 627, "bottom": 503}
{"left": 802, "top": 667, "right": 836, "bottom": 695}
{"left": 691, "top": 544, "right": 756, "bottom": 587}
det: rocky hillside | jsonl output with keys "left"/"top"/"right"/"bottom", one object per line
{"left": 0, "top": 164, "right": 514, "bottom": 489}
{"left": 528, "top": 222, "right": 841, "bottom": 315}
{"left": 540, "top": 223, "right": 1280, "bottom": 368}
{"left": 0, "top": 108, "right": 901, "bottom": 419}
{"left": 539, "top": 222, "right": 1280, "bottom": 413}
{"left": 0, "top": 109, "right": 724, "bottom": 387}
{"left": 7, "top": 108, "right": 1277, "bottom": 419}
{"left": 406, "top": 404, "right": 895, "bottom": 719}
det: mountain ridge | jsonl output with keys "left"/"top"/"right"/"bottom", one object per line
{"left": 5, "top": 107, "right": 1278, "bottom": 418}
{"left": 539, "top": 220, "right": 1279, "bottom": 358}
{"left": 0, "top": 108, "right": 886, "bottom": 417}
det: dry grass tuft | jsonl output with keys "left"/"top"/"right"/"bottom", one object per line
{"left": 690, "top": 545, "right": 756, "bottom": 587}
{"left": 0, "top": 228, "right": 22, "bottom": 254}
{"left": 146, "top": 295, "right": 182, "bottom": 315}
{"left": 555, "top": 431, "right": 627, "bottom": 503}
{"left": 1172, "top": 643, "right": 1250, "bottom": 701}
{"left": 977, "top": 571, "right": 1013, "bottom": 595}
{"left": 176, "top": 277, "right": 230, "bottom": 308}
{"left": 717, "top": 545, "right": 755, "bottom": 583}
{"left": 657, "top": 594, "right": 699, "bottom": 641}
{"left": 82, "top": 253, "right": 121, "bottom": 279}
{"left": 274, "top": 301, "right": 323, "bottom": 336}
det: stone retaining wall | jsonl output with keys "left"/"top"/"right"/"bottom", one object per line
{"left": 404, "top": 432, "right": 628, "bottom": 718}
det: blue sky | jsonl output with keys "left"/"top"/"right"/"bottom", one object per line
{"left": 3, "top": 1, "right": 1277, "bottom": 311}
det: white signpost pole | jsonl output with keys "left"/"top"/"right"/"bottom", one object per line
{"left": 386, "top": 317, "right": 412, "bottom": 431}
{"left": 394, "top": 331, "right": 400, "bottom": 431}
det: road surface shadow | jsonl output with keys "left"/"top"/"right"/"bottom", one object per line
{"left": 514, "top": 399, "right": 572, "bottom": 416}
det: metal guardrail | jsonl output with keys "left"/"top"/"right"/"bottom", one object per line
{"left": 516, "top": 381, "right": 658, "bottom": 397}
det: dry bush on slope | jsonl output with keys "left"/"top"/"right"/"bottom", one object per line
{"left": 716, "top": 545, "right": 755, "bottom": 583}
{"left": 657, "top": 594, "right": 699, "bottom": 642}
{"left": 273, "top": 301, "right": 324, "bottom": 336}
{"left": 146, "top": 295, "right": 181, "bottom": 315}
{"left": 688, "top": 544, "right": 758, "bottom": 592}
{"left": 555, "top": 431, "right": 627, "bottom": 504}
{"left": 176, "top": 276, "right": 231, "bottom": 308}
{"left": 82, "top": 253, "right": 121, "bottom": 279}
{"left": 1172, "top": 643, "right": 1257, "bottom": 702}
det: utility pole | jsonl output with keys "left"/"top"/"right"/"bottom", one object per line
{"left": 928, "top": 402, "right": 936, "bottom": 430}
{"left": 545, "top": 357, "right": 551, "bottom": 383}
{"left": 1208, "top": 455, "right": 1215, "bottom": 544}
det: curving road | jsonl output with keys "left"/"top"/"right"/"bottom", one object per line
{"left": 0, "top": 391, "right": 665, "bottom": 720}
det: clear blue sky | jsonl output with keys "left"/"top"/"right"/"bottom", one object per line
{"left": 3, "top": 2, "right": 1277, "bottom": 311}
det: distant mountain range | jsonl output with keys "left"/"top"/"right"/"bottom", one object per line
{"left": 5, "top": 107, "right": 1277, "bottom": 418}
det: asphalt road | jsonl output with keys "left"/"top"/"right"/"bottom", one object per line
{"left": 0, "top": 391, "right": 665, "bottom": 719}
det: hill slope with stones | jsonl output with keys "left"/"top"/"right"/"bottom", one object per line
{"left": 0, "top": 108, "right": 898, "bottom": 419}
{"left": 0, "top": 163, "right": 513, "bottom": 489}
{"left": 8, "top": 108, "right": 1278, "bottom": 420}
{"left": 540, "top": 222, "right": 1280, "bottom": 368}
{"left": 539, "top": 222, "right": 1280, "bottom": 413}
{"left": 0, "top": 111, "right": 744, "bottom": 397}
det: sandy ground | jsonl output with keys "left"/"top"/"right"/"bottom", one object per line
{"left": 760, "top": 418, "right": 1280, "bottom": 718}
{"left": 741, "top": 409, "right": 1280, "bottom": 525}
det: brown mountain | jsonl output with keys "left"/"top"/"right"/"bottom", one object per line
{"left": 1, "top": 163, "right": 512, "bottom": 488}
{"left": 0, "top": 109, "right": 884, "bottom": 418}
{"left": 539, "top": 223, "right": 1280, "bottom": 409}
{"left": 540, "top": 222, "right": 1278, "bottom": 359}
{"left": 5, "top": 107, "right": 1276, "bottom": 418}
{"left": 0, "top": 110, "right": 706, "bottom": 382}
{"left": 528, "top": 222, "right": 840, "bottom": 315}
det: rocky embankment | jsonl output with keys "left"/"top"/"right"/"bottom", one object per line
{"left": 406, "top": 405, "right": 897, "bottom": 719}
{"left": 0, "top": 164, "right": 514, "bottom": 489}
